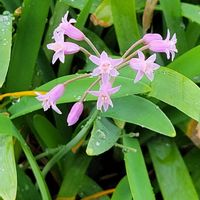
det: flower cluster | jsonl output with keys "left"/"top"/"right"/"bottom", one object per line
{"left": 36, "top": 12, "right": 178, "bottom": 126}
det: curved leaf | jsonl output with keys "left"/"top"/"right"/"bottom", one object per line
{"left": 182, "top": 3, "right": 200, "bottom": 25}
{"left": 148, "top": 137, "right": 199, "bottom": 200}
{"left": 111, "top": 176, "right": 132, "bottom": 200}
{"left": 168, "top": 45, "right": 200, "bottom": 80}
{"left": 103, "top": 95, "right": 175, "bottom": 137}
{"left": 8, "top": 75, "right": 150, "bottom": 119}
{"left": 86, "top": 118, "right": 121, "bottom": 156}
{"left": 150, "top": 67, "right": 200, "bottom": 122}
{"left": 124, "top": 137, "right": 155, "bottom": 200}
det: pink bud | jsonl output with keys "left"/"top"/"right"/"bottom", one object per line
{"left": 67, "top": 102, "right": 84, "bottom": 126}
{"left": 143, "top": 33, "right": 162, "bottom": 44}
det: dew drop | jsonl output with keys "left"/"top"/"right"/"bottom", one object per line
{"left": 96, "top": 141, "right": 100, "bottom": 146}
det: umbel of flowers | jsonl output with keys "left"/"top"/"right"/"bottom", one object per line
{"left": 36, "top": 11, "right": 177, "bottom": 126}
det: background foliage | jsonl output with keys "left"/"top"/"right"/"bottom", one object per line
{"left": 0, "top": 0, "right": 200, "bottom": 199}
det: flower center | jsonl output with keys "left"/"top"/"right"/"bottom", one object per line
{"left": 101, "top": 63, "right": 111, "bottom": 73}
{"left": 101, "top": 94, "right": 108, "bottom": 102}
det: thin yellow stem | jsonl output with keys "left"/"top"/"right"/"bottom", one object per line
{"left": 0, "top": 91, "right": 46, "bottom": 101}
{"left": 81, "top": 188, "right": 115, "bottom": 200}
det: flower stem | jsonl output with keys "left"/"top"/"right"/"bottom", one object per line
{"left": 122, "top": 39, "right": 143, "bottom": 58}
{"left": 42, "top": 109, "right": 99, "bottom": 177}
{"left": 124, "top": 45, "right": 149, "bottom": 62}
{"left": 80, "top": 77, "right": 101, "bottom": 102}
{"left": 80, "top": 47, "right": 92, "bottom": 56}
{"left": 84, "top": 36, "right": 100, "bottom": 56}
{"left": 63, "top": 73, "right": 90, "bottom": 86}
{"left": 115, "top": 45, "right": 149, "bottom": 71}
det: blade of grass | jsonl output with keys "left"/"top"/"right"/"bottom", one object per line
{"left": 0, "top": 13, "right": 12, "bottom": 88}
{"left": 148, "top": 136, "right": 199, "bottom": 200}
{"left": 6, "top": 0, "right": 51, "bottom": 91}
{"left": 0, "top": 0, "right": 20, "bottom": 12}
{"left": 111, "top": 176, "right": 132, "bottom": 200}
{"left": 111, "top": 0, "right": 140, "bottom": 54}
{"left": 57, "top": 153, "right": 91, "bottom": 199}
{"left": 123, "top": 136, "right": 155, "bottom": 200}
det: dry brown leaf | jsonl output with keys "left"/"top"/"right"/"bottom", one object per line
{"left": 142, "top": 0, "right": 159, "bottom": 33}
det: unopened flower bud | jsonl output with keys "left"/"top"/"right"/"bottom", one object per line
{"left": 143, "top": 33, "right": 162, "bottom": 44}
{"left": 67, "top": 102, "right": 84, "bottom": 126}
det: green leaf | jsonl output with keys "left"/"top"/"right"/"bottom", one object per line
{"left": 168, "top": 45, "right": 200, "bottom": 80}
{"left": 32, "top": 114, "right": 65, "bottom": 148}
{"left": 0, "top": 13, "right": 12, "bottom": 88}
{"left": 91, "top": 0, "right": 113, "bottom": 27}
{"left": 182, "top": 3, "right": 200, "bottom": 25}
{"left": 0, "top": 114, "right": 51, "bottom": 200}
{"left": 185, "top": 22, "right": 200, "bottom": 49}
{"left": 86, "top": 118, "right": 121, "bottom": 156}
{"left": 184, "top": 148, "right": 200, "bottom": 197}
{"left": 148, "top": 137, "right": 199, "bottom": 200}
{"left": 111, "top": 176, "right": 132, "bottom": 200}
{"left": 6, "top": 0, "right": 51, "bottom": 91}
{"left": 149, "top": 67, "right": 200, "bottom": 122}
{"left": 111, "top": 0, "right": 140, "bottom": 53}
{"left": 123, "top": 137, "right": 155, "bottom": 200}
{"left": 103, "top": 95, "right": 175, "bottom": 137}
{"left": 78, "top": 175, "right": 110, "bottom": 200}
{"left": 16, "top": 167, "right": 42, "bottom": 200}
{"left": 8, "top": 74, "right": 150, "bottom": 119}
{"left": 0, "top": 0, "right": 20, "bottom": 12}
{"left": 0, "top": 135, "right": 17, "bottom": 200}
{"left": 62, "top": 0, "right": 101, "bottom": 13}
{"left": 159, "top": 0, "right": 188, "bottom": 54}
{"left": 58, "top": 153, "right": 91, "bottom": 198}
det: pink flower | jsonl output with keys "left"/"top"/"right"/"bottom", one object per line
{"left": 56, "top": 11, "right": 85, "bottom": 41}
{"left": 89, "top": 82, "right": 120, "bottom": 112}
{"left": 36, "top": 84, "right": 65, "bottom": 114}
{"left": 129, "top": 51, "right": 160, "bottom": 83}
{"left": 47, "top": 31, "right": 80, "bottom": 64}
{"left": 148, "top": 30, "right": 178, "bottom": 61}
{"left": 67, "top": 102, "right": 84, "bottom": 126}
{"left": 89, "top": 51, "right": 123, "bottom": 83}
{"left": 143, "top": 33, "right": 162, "bottom": 44}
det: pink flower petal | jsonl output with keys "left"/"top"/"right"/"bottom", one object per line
{"left": 89, "top": 55, "right": 100, "bottom": 65}
{"left": 100, "top": 51, "right": 108, "bottom": 60}
{"left": 145, "top": 71, "right": 154, "bottom": 81}
{"left": 134, "top": 71, "right": 144, "bottom": 83}
{"left": 52, "top": 104, "right": 62, "bottom": 114}
{"left": 110, "top": 58, "right": 123, "bottom": 67}
{"left": 137, "top": 51, "right": 145, "bottom": 60}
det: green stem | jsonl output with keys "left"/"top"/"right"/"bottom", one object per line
{"left": 42, "top": 109, "right": 99, "bottom": 177}
{"left": 17, "top": 133, "right": 51, "bottom": 200}
{"left": 84, "top": 36, "right": 100, "bottom": 56}
{"left": 122, "top": 39, "right": 143, "bottom": 58}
